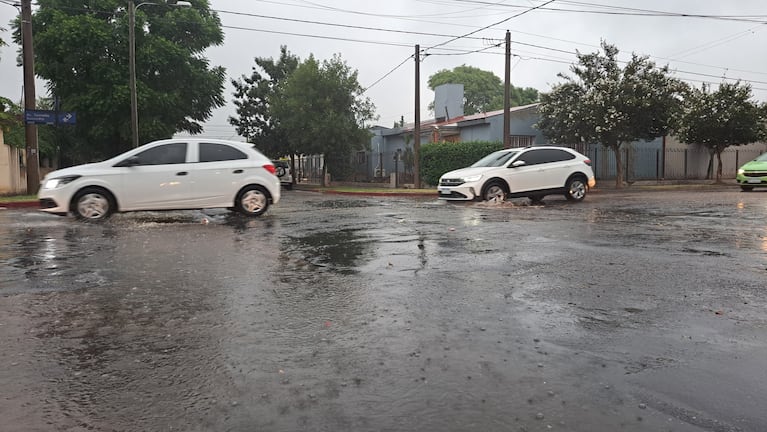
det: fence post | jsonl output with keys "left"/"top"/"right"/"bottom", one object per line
{"left": 655, "top": 149, "right": 659, "bottom": 181}
{"left": 736, "top": 150, "right": 739, "bottom": 172}
{"left": 684, "top": 149, "right": 688, "bottom": 179}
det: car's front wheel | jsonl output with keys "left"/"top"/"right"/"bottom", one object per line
{"left": 482, "top": 181, "right": 507, "bottom": 201}
{"left": 564, "top": 176, "right": 588, "bottom": 201}
{"left": 236, "top": 185, "right": 270, "bottom": 217}
{"left": 72, "top": 187, "right": 115, "bottom": 221}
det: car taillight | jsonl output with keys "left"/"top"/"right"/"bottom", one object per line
{"left": 583, "top": 159, "right": 592, "bottom": 166}
{"left": 264, "top": 164, "right": 276, "bottom": 174}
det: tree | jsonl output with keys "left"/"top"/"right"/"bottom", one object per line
{"left": 427, "top": 65, "right": 539, "bottom": 115}
{"left": 21, "top": 0, "right": 225, "bottom": 163}
{"left": 272, "top": 54, "right": 375, "bottom": 186}
{"left": 537, "top": 41, "right": 685, "bottom": 187}
{"left": 229, "top": 46, "right": 299, "bottom": 158}
{"left": 677, "top": 82, "right": 767, "bottom": 182}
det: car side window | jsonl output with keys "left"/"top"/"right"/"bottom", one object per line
{"left": 199, "top": 143, "right": 248, "bottom": 162}
{"left": 133, "top": 143, "right": 188, "bottom": 165}
{"left": 517, "top": 149, "right": 546, "bottom": 166}
{"left": 518, "top": 149, "right": 575, "bottom": 166}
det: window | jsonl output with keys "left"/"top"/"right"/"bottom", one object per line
{"left": 518, "top": 149, "right": 575, "bottom": 166}
{"left": 199, "top": 143, "right": 247, "bottom": 162}
{"left": 133, "top": 143, "right": 187, "bottom": 165}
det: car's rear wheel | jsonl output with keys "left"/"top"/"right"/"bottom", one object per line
{"left": 565, "top": 176, "right": 587, "bottom": 201}
{"left": 72, "top": 187, "right": 115, "bottom": 221}
{"left": 740, "top": 185, "right": 754, "bottom": 191}
{"left": 482, "top": 181, "right": 507, "bottom": 201}
{"left": 236, "top": 185, "right": 270, "bottom": 217}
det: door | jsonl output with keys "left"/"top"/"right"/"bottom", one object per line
{"left": 117, "top": 142, "right": 193, "bottom": 210}
{"left": 188, "top": 142, "right": 251, "bottom": 207}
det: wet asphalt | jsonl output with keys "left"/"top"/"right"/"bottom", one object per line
{"left": 1, "top": 188, "right": 766, "bottom": 432}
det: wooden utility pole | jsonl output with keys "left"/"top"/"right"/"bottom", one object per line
{"left": 414, "top": 44, "right": 421, "bottom": 189}
{"left": 21, "top": 0, "right": 40, "bottom": 194}
{"left": 503, "top": 30, "right": 511, "bottom": 149}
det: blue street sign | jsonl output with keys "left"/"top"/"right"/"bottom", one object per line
{"left": 24, "top": 110, "right": 77, "bottom": 125}
{"left": 58, "top": 112, "right": 76, "bottom": 125}
{"left": 24, "top": 110, "right": 56, "bottom": 125}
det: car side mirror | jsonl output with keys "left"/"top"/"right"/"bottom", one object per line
{"left": 511, "top": 160, "right": 526, "bottom": 168}
{"left": 115, "top": 155, "right": 140, "bottom": 167}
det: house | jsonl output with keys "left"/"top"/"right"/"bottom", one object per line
{"left": 364, "top": 84, "right": 766, "bottom": 183}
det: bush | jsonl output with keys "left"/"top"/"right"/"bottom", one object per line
{"left": 420, "top": 141, "right": 504, "bottom": 186}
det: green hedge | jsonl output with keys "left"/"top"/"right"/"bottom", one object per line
{"left": 420, "top": 141, "right": 504, "bottom": 186}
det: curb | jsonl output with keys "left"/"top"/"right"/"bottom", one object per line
{"left": 0, "top": 201, "right": 38, "bottom": 209}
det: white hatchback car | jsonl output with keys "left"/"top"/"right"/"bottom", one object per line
{"left": 438, "top": 146, "right": 596, "bottom": 202}
{"left": 38, "top": 138, "right": 281, "bottom": 220}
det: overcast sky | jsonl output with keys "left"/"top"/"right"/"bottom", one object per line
{"left": 2, "top": 0, "right": 766, "bottom": 140}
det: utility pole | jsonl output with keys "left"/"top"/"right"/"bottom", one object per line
{"left": 413, "top": 44, "right": 421, "bottom": 189}
{"left": 128, "top": 0, "right": 139, "bottom": 148}
{"left": 503, "top": 30, "right": 511, "bottom": 149}
{"left": 21, "top": 0, "right": 40, "bottom": 194}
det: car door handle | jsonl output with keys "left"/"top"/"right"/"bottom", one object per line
{"left": 176, "top": 171, "right": 188, "bottom": 176}
{"left": 233, "top": 169, "right": 243, "bottom": 174}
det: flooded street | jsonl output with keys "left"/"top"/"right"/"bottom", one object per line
{"left": 1, "top": 189, "right": 766, "bottom": 432}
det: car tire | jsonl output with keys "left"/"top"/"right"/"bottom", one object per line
{"left": 482, "top": 181, "right": 507, "bottom": 201}
{"left": 236, "top": 185, "right": 270, "bottom": 217}
{"left": 740, "top": 185, "right": 754, "bottom": 192}
{"left": 276, "top": 166, "right": 286, "bottom": 177}
{"left": 564, "top": 176, "right": 588, "bottom": 201}
{"left": 72, "top": 187, "right": 115, "bottom": 221}
{"left": 285, "top": 183, "right": 293, "bottom": 190}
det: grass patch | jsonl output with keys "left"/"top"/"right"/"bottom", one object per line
{"left": 0, "top": 194, "right": 36, "bottom": 203}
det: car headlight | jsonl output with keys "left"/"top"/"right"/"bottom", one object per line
{"left": 43, "top": 175, "right": 81, "bottom": 189}
{"left": 462, "top": 174, "right": 483, "bottom": 182}
{"left": 737, "top": 168, "right": 745, "bottom": 175}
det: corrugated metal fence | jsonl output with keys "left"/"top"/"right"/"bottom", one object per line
{"left": 586, "top": 146, "right": 764, "bottom": 181}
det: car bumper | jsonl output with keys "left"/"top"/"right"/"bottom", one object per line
{"left": 38, "top": 189, "right": 73, "bottom": 215}
{"left": 437, "top": 184, "right": 480, "bottom": 201}
{"left": 736, "top": 174, "right": 767, "bottom": 186}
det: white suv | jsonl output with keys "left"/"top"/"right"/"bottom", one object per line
{"left": 438, "top": 146, "right": 596, "bottom": 202}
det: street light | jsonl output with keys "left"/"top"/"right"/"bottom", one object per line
{"left": 128, "top": 0, "right": 191, "bottom": 148}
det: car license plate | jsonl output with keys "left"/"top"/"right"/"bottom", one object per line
{"left": 438, "top": 188, "right": 451, "bottom": 194}
{"left": 747, "top": 178, "right": 762, "bottom": 184}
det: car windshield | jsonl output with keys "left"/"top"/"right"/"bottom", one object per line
{"left": 754, "top": 153, "right": 767, "bottom": 162}
{"left": 471, "top": 150, "right": 520, "bottom": 168}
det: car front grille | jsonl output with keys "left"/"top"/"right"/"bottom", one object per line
{"left": 440, "top": 178, "right": 465, "bottom": 187}
{"left": 743, "top": 171, "right": 767, "bottom": 177}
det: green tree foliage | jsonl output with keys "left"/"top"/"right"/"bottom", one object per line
{"left": 24, "top": 0, "right": 225, "bottom": 163}
{"left": 677, "top": 82, "right": 767, "bottom": 182}
{"left": 537, "top": 41, "right": 685, "bottom": 187}
{"left": 272, "top": 54, "right": 375, "bottom": 185}
{"left": 427, "top": 65, "right": 539, "bottom": 115}
{"left": 420, "top": 140, "right": 503, "bottom": 186}
{"left": 229, "top": 46, "right": 299, "bottom": 158}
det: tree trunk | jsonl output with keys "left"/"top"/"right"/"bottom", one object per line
{"left": 611, "top": 144, "right": 623, "bottom": 188}
{"left": 715, "top": 150, "right": 723, "bottom": 183}
{"left": 706, "top": 152, "right": 714, "bottom": 180}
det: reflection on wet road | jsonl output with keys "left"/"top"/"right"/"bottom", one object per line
{"left": 1, "top": 190, "right": 766, "bottom": 431}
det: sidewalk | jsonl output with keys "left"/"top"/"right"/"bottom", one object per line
{"left": 296, "top": 179, "right": 740, "bottom": 196}
{"left": 0, "top": 179, "right": 742, "bottom": 210}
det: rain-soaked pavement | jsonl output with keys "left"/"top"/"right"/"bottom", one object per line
{"left": 1, "top": 188, "right": 766, "bottom": 432}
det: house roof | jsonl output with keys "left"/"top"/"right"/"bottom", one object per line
{"left": 373, "top": 103, "right": 540, "bottom": 136}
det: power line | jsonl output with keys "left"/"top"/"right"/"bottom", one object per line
{"left": 424, "top": 0, "right": 558, "bottom": 51}
{"left": 363, "top": 54, "right": 413, "bottom": 93}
